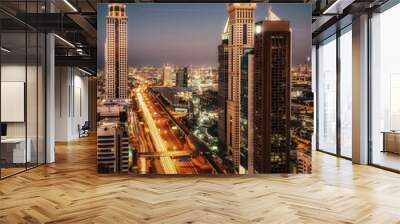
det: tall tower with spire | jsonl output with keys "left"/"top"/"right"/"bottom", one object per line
{"left": 253, "top": 5, "right": 292, "bottom": 173}
{"left": 105, "top": 3, "right": 128, "bottom": 99}
{"left": 226, "top": 3, "right": 256, "bottom": 172}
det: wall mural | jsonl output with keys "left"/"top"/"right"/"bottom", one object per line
{"left": 97, "top": 3, "right": 312, "bottom": 175}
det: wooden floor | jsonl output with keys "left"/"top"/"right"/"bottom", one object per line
{"left": 1, "top": 136, "right": 400, "bottom": 224}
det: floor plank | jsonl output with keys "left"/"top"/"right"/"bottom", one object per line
{"left": 0, "top": 135, "right": 399, "bottom": 223}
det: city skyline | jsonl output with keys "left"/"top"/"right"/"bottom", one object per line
{"left": 97, "top": 3, "right": 311, "bottom": 68}
{"left": 97, "top": 3, "right": 312, "bottom": 175}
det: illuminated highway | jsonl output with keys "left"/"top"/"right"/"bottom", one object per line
{"left": 136, "top": 88, "right": 178, "bottom": 174}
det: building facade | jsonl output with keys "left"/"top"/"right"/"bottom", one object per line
{"left": 97, "top": 101, "right": 130, "bottom": 173}
{"left": 240, "top": 48, "right": 254, "bottom": 173}
{"left": 162, "top": 64, "right": 174, "bottom": 86}
{"left": 105, "top": 3, "right": 128, "bottom": 99}
{"left": 226, "top": 3, "right": 256, "bottom": 171}
{"left": 253, "top": 16, "right": 292, "bottom": 173}
{"left": 217, "top": 22, "right": 229, "bottom": 155}
{"left": 176, "top": 67, "right": 188, "bottom": 88}
{"left": 97, "top": 121, "right": 129, "bottom": 173}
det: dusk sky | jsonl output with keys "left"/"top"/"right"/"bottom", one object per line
{"left": 97, "top": 3, "right": 311, "bottom": 68}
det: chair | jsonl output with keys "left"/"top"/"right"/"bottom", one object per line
{"left": 79, "top": 121, "right": 90, "bottom": 138}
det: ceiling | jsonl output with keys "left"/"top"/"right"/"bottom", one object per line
{"left": 0, "top": 0, "right": 97, "bottom": 74}
{"left": 311, "top": 0, "right": 390, "bottom": 42}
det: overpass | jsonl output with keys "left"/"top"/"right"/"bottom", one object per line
{"left": 138, "top": 151, "right": 191, "bottom": 158}
{"left": 148, "top": 87, "right": 225, "bottom": 174}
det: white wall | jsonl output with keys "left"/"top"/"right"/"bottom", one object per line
{"left": 55, "top": 67, "right": 89, "bottom": 141}
{"left": 1, "top": 65, "right": 41, "bottom": 137}
{"left": 55, "top": 66, "right": 69, "bottom": 140}
{"left": 1, "top": 63, "right": 46, "bottom": 164}
{"left": 1, "top": 64, "right": 26, "bottom": 139}
{"left": 72, "top": 72, "right": 89, "bottom": 138}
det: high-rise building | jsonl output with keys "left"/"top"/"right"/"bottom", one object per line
{"left": 97, "top": 121, "right": 129, "bottom": 173}
{"left": 97, "top": 100, "right": 130, "bottom": 173}
{"left": 105, "top": 3, "right": 128, "bottom": 99}
{"left": 240, "top": 48, "right": 254, "bottom": 174}
{"left": 97, "top": 122, "right": 118, "bottom": 173}
{"left": 253, "top": 9, "right": 292, "bottom": 173}
{"left": 119, "top": 124, "right": 130, "bottom": 173}
{"left": 176, "top": 67, "right": 188, "bottom": 88}
{"left": 226, "top": 3, "right": 256, "bottom": 171}
{"left": 217, "top": 19, "right": 229, "bottom": 155}
{"left": 162, "top": 64, "right": 174, "bottom": 86}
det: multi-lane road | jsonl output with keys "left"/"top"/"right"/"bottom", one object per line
{"left": 136, "top": 87, "right": 178, "bottom": 174}
{"left": 133, "top": 86, "right": 213, "bottom": 174}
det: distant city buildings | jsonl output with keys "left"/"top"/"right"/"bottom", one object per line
{"left": 226, "top": 3, "right": 256, "bottom": 171}
{"left": 176, "top": 67, "right": 188, "bottom": 88}
{"left": 130, "top": 66, "right": 162, "bottom": 85}
{"left": 253, "top": 9, "right": 292, "bottom": 173}
{"left": 162, "top": 64, "right": 174, "bottom": 86}
{"left": 105, "top": 3, "right": 128, "bottom": 99}
{"left": 188, "top": 65, "right": 217, "bottom": 93}
{"left": 291, "top": 63, "right": 313, "bottom": 174}
{"left": 150, "top": 86, "right": 192, "bottom": 112}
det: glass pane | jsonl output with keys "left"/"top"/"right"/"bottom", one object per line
{"left": 0, "top": 0, "right": 46, "bottom": 178}
{"left": 1, "top": 31, "right": 27, "bottom": 177}
{"left": 27, "top": 31, "right": 38, "bottom": 169}
{"left": 339, "top": 28, "right": 352, "bottom": 158}
{"left": 26, "top": 0, "right": 40, "bottom": 169}
{"left": 371, "top": 3, "right": 400, "bottom": 171}
{"left": 317, "top": 35, "right": 337, "bottom": 154}
{"left": 38, "top": 33, "right": 45, "bottom": 165}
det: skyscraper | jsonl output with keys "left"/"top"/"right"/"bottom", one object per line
{"left": 97, "top": 101, "right": 130, "bottom": 173}
{"left": 226, "top": 3, "right": 256, "bottom": 171}
{"left": 176, "top": 67, "right": 188, "bottom": 88}
{"left": 97, "top": 121, "right": 129, "bottom": 173}
{"left": 97, "top": 122, "right": 119, "bottom": 173}
{"left": 105, "top": 3, "right": 128, "bottom": 99}
{"left": 253, "top": 8, "right": 292, "bottom": 173}
{"left": 217, "top": 19, "right": 229, "bottom": 155}
{"left": 162, "top": 64, "right": 173, "bottom": 86}
{"left": 240, "top": 48, "right": 254, "bottom": 174}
